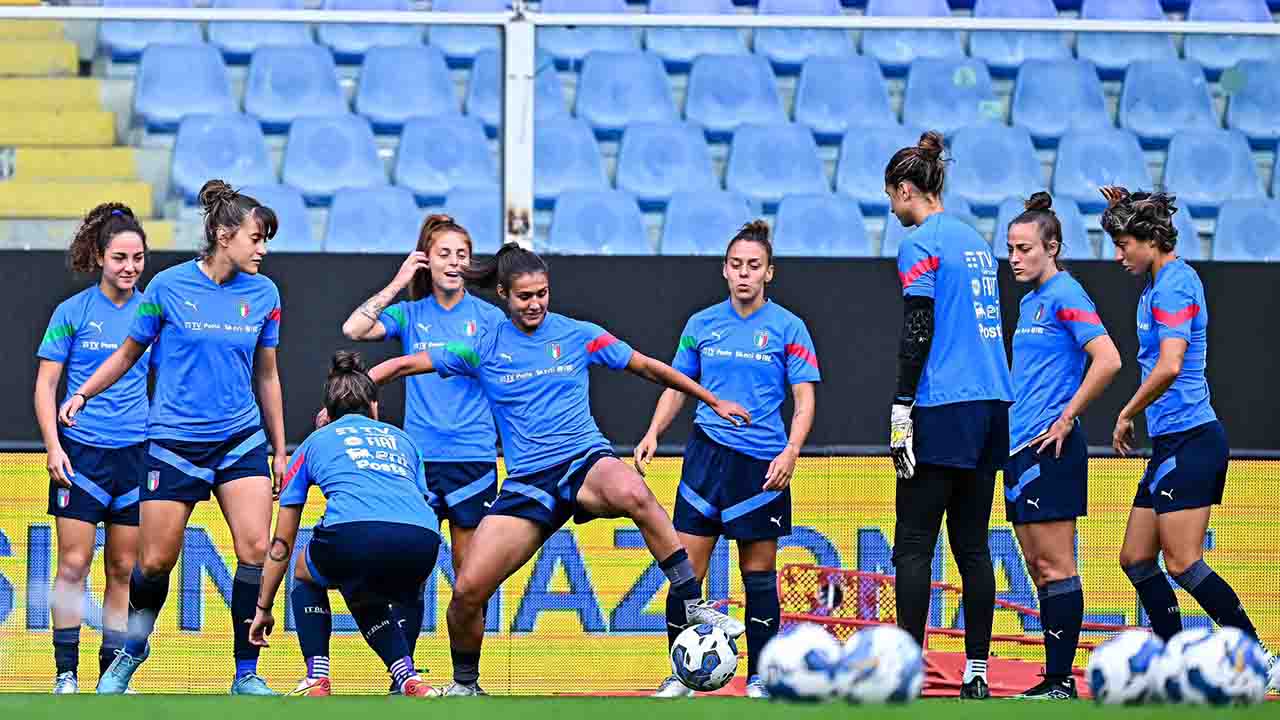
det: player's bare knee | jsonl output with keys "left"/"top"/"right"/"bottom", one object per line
{"left": 233, "top": 534, "right": 269, "bottom": 565}
{"left": 104, "top": 555, "right": 135, "bottom": 586}
{"left": 1118, "top": 548, "right": 1155, "bottom": 570}
{"left": 56, "top": 551, "right": 92, "bottom": 584}
{"left": 1161, "top": 552, "right": 1201, "bottom": 578}
{"left": 452, "top": 572, "right": 494, "bottom": 614}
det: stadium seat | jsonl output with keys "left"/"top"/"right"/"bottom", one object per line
{"left": 1052, "top": 128, "right": 1152, "bottom": 214}
{"left": 394, "top": 115, "right": 496, "bottom": 206}
{"left": 660, "top": 190, "right": 759, "bottom": 254}
{"left": 574, "top": 51, "right": 678, "bottom": 140}
{"left": 1163, "top": 129, "right": 1265, "bottom": 217}
{"left": 968, "top": 0, "right": 1070, "bottom": 78}
{"left": 1119, "top": 60, "right": 1218, "bottom": 149}
{"left": 861, "top": 0, "right": 962, "bottom": 76}
{"left": 466, "top": 48, "right": 566, "bottom": 136}
{"left": 685, "top": 53, "right": 787, "bottom": 141}
{"left": 1184, "top": 0, "right": 1279, "bottom": 79}
{"left": 1225, "top": 60, "right": 1280, "bottom": 148}
{"left": 356, "top": 45, "right": 458, "bottom": 134}
{"left": 244, "top": 44, "right": 348, "bottom": 133}
{"left": 133, "top": 44, "right": 235, "bottom": 133}
{"left": 1010, "top": 59, "right": 1110, "bottom": 148}
{"left": 99, "top": 0, "right": 203, "bottom": 63}
{"left": 646, "top": 0, "right": 746, "bottom": 71}
{"left": 537, "top": 0, "right": 641, "bottom": 69}
{"left": 793, "top": 55, "right": 895, "bottom": 145}
{"left": 902, "top": 58, "right": 1001, "bottom": 137}
{"left": 947, "top": 126, "right": 1041, "bottom": 217}
{"left": 882, "top": 195, "right": 976, "bottom": 257}
{"left": 1172, "top": 207, "right": 1204, "bottom": 260}
{"left": 443, "top": 185, "right": 504, "bottom": 254}
{"left": 325, "top": 186, "right": 422, "bottom": 253}
{"left": 281, "top": 114, "right": 386, "bottom": 205}
{"left": 835, "top": 123, "right": 923, "bottom": 215}
{"left": 428, "top": 0, "right": 506, "bottom": 68}
{"left": 171, "top": 113, "right": 275, "bottom": 205}
{"left": 725, "top": 122, "right": 829, "bottom": 212}
{"left": 238, "top": 183, "right": 316, "bottom": 251}
{"left": 0, "top": 40, "right": 76, "bottom": 78}
{"left": 993, "top": 195, "right": 1094, "bottom": 259}
{"left": 772, "top": 193, "right": 872, "bottom": 257}
{"left": 547, "top": 190, "right": 652, "bottom": 254}
{"left": 753, "top": 0, "right": 853, "bottom": 75}
{"left": 1077, "top": 0, "right": 1177, "bottom": 81}
{"left": 615, "top": 121, "right": 718, "bottom": 210}
{"left": 533, "top": 116, "right": 608, "bottom": 210}
{"left": 208, "top": 0, "right": 313, "bottom": 64}
{"left": 315, "top": 0, "right": 422, "bottom": 64}
{"left": 1212, "top": 198, "right": 1280, "bottom": 260}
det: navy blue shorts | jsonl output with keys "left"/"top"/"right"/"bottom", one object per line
{"left": 48, "top": 436, "right": 142, "bottom": 526}
{"left": 1134, "top": 420, "right": 1228, "bottom": 515}
{"left": 914, "top": 400, "right": 1010, "bottom": 472}
{"left": 426, "top": 461, "right": 497, "bottom": 530}
{"left": 489, "top": 449, "right": 614, "bottom": 530}
{"left": 304, "top": 521, "right": 440, "bottom": 605}
{"left": 1003, "top": 423, "right": 1088, "bottom": 524}
{"left": 144, "top": 427, "right": 270, "bottom": 504}
{"left": 674, "top": 426, "right": 790, "bottom": 541}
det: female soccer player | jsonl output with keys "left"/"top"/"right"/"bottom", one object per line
{"left": 885, "top": 131, "right": 1014, "bottom": 700}
{"left": 249, "top": 352, "right": 441, "bottom": 698}
{"left": 59, "top": 180, "right": 285, "bottom": 696}
{"left": 1004, "top": 193, "right": 1121, "bottom": 700}
{"left": 634, "top": 220, "right": 820, "bottom": 699}
{"left": 34, "top": 203, "right": 149, "bottom": 693}
{"left": 369, "top": 242, "right": 751, "bottom": 696}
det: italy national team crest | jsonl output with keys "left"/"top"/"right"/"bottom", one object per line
{"left": 463, "top": 319, "right": 477, "bottom": 337}
{"left": 753, "top": 330, "right": 769, "bottom": 349}
{"left": 237, "top": 300, "right": 251, "bottom": 319}
{"left": 548, "top": 343, "right": 562, "bottom": 361}
{"left": 56, "top": 488, "right": 70, "bottom": 508}
{"left": 147, "top": 470, "right": 160, "bottom": 492}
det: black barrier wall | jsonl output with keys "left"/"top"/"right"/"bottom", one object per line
{"left": 3, "top": 251, "right": 1278, "bottom": 450}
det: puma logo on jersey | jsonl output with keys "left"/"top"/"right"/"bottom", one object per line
{"left": 483, "top": 500, "right": 494, "bottom": 509}
{"left": 1160, "top": 489, "right": 1175, "bottom": 501}
{"left": 499, "top": 353, "right": 514, "bottom": 363}
{"left": 417, "top": 323, "right": 431, "bottom": 334}
{"left": 769, "top": 516, "right": 783, "bottom": 527}
{"left": 710, "top": 331, "right": 723, "bottom": 341}
{"left": 87, "top": 320, "right": 104, "bottom": 334}
{"left": 1046, "top": 629, "right": 1063, "bottom": 639}
{"left": 1026, "top": 498, "right": 1041, "bottom": 509}
{"left": 750, "top": 617, "right": 774, "bottom": 628}
{"left": 183, "top": 300, "right": 199, "bottom": 312}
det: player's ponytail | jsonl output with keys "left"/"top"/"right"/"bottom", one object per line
{"left": 1101, "top": 187, "right": 1179, "bottom": 253}
{"left": 884, "top": 130, "right": 948, "bottom": 197}
{"left": 410, "top": 214, "right": 473, "bottom": 301}
{"left": 324, "top": 350, "right": 379, "bottom": 420}
{"left": 726, "top": 219, "right": 773, "bottom": 264}
{"left": 464, "top": 241, "right": 548, "bottom": 292}
{"left": 198, "top": 179, "right": 279, "bottom": 259}
{"left": 68, "top": 202, "right": 147, "bottom": 274}
{"left": 1009, "top": 191, "right": 1064, "bottom": 270}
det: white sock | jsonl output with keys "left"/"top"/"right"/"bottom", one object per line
{"left": 963, "top": 658, "right": 987, "bottom": 683}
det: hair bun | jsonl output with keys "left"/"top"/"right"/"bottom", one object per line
{"left": 197, "top": 179, "right": 236, "bottom": 211}
{"left": 329, "top": 350, "right": 367, "bottom": 379}
{"left": 916, "top": 130, "right": 944, "bottom": 159}
{"left": 1024, "top": 191, "right": 1054, "bottom": 213}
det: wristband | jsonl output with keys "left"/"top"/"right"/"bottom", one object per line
{"left": 256, "top": 603, "right": 272, "bottom": 612}
{"left": 72, "top": 392, "right": 87, "bottom": 405}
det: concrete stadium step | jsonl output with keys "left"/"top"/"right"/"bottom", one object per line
{"left": 0, "top": 110, "right": 115, "bottom": 146}
{"left": 0, "top": 180, "right": 152, "bottom": 219}
{"left": 0, "top": 21, "right": 65, "bottom": 40}
{"left": 3, "top": 147, "right": 137, "bottom": 181}
{"left": 0, "top": 218, "right": 175, "bottom": 250}
{"left": 0, "top": 78, "right": 101, "bottom": 109}
{"left": 0, "top": 40, "right": 78, "bottom": 76}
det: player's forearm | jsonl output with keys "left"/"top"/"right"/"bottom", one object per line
{"left": 342, "top": 280, "right": 403, "bottom": 341}
{"left": 76, "top": 339, "right": 145, "bottom": 401}
{"left": 259, "top": 509, "right": 301, "bottom": 609}
{"left": 1119, "top": 368, "right": 1177, "bottom": 422}
{"left": 644, "top": 388, "right": 687, "bottom": 439}
{"left": 786, "top": 383, "right": 816, "bottom": 451}
{"left": 634, "top": 353, "right": 718, "bottom": 408}
{"left": 895, "top": 295, "right": 934, "bottom": 404}
{"left": 257, "top": 373, "right": 286, "bottom": 457}
{"left": 33, "top": 370, "right": 63, "bottom": 451}
{"left": 1063, "top": 338, "right": 1122, "bottom": 422}
{"left": 370, "top": 352, "right": 435, "bottom": 386}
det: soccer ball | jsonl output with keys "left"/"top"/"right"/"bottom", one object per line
{"left": 758, "top": 623, "right": 843, "bottom": 701}
{"left": 1086, "top": 630, "right": 1164, "bottom": 704}
{"left": 1147, "top": 628, "right": 1212, "bottom": 703}
{"left": 835, "top": 625, "right": 924, "bottom": 703}
{"left": 670, "top": 624, "right": 738, "bottom": 692}
{"left": 1214, "top": 627, "right": 1271, "bottom": 704}
{"left": 1177, "top": 628, "right": 1270, "bottom": 705}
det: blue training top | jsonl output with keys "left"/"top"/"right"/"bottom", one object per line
{"left": 1137, "top": 258, "right": 1217, "bottom": 437}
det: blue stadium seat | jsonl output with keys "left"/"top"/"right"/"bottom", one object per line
{"left": 428, "top": 0, "right": 506, "bottom": 68}
{"left": 1172, "top": 208, "right": 1203, "bottom": 260}
{"left": 534, "top": 116, "right": 608, "bottom": 210}
{"left": 244, "top": 44, "right": 348, "bottom": 133}
{"left": 574, "top": 51, "right": 678, "bottom": 140}
{"left": 646, "top": 0, "right": 746, "bottom": 71}
{"left": 835, "top": 123, "right": 923, "bottom": 214}
{"left": 238, "top": 184, "right": 316, "bottom": 251}
{"left": 325, "top": 186, "right": 423, "bottom": 253}
{"left": 315, "top": 0, "right": 422, "bottom": 64}
{"left": 993, "top": 195, "right": 1094, "bottom": 259}
{"left": 208, "top": 0, "right": 312, "bottom": 64}
{"left": 1011, "top": 59, "right": 1110, "bottom": 148}
{"left": 466, "top": 48, "right": 565, "bottom": 137}
{"left": 861, "top": 0, "right": 962, "bottom": 76}
{"left": 1212, "top": 198, "right": 1280, "bottom": 260}
{"left": 794, "top": 55, "right": 895, "bottom": 145}
{"left": 1077, "top": 0, "right": 1176, "bottom": 81}
{"left": 172, "top": 114, "right": 275, "bottom": 205}
{"left": 537, "top": 0, "right": 641, "bottom": 69}
{"left": 1225, "top": 60, "right": 1280, "bottom": 148}
{"left": 725, "top": 122, "right": 829, "bottom": 212}
{"left": 772, "top": 193, "right": 872, "bottom": 257}
{"left": 281, "top": 114, "right": 386, "bottom": 205}
{"left": 1185, "top": 0, "right": 1280, "bottom": 79}
{"left": 356, "top": 45, "right": 457, "bottom": 134}
{"left": 1052, "top": 128, "right": 1152, "bottom": 213}
{"left": 394, "top": 115, "right": 495, "bottom": 206}
{"left": 882, "top": 194, "right": 975, "bottom": 257}
{"left": 1119, "top": 60, "right": 1218, "bottom": 149}
{"left": 902, "top": 58, "right": 1001, "bottom": 137}
{"left": 615, "top": 121, "right": 718, "bottom": 210}
{"left": 548, "top": 190, "right": 652, "bottom": 254}
{"left": 753, "top": 0, "right": 853, "bottom": 75}
{"left": 133, "top": 44, "right": 235, "bottom": 133}
{"left": 969, "top": 0, "right": 1070, "bottom": 78}
{"left": 947, "top": 126, "right": 1041, "bottom": 217}
{"left": 444, "top": 186, "right": 504, "bottom": 254}
{"left": 685, "top": 54, "right": 787, "bottom": 141}
{"left": 100, "top": 0, "right": 203, "bottom": 63}
{"left": 1163, "top": 129, "right": 1265, "bottom": 217}
{"left": 661, "top": 190, "right": 759, "bottom": 254}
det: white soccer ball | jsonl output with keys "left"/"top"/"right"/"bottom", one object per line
{"left": 1176, "top": 628, "right": 1270, "bottom": 705}
{"left": 835, "top": 625, "right": 925, "bottom": 704}
{"left": 1147, "top": 628, "right": 1212, "bottom": 703}
{"left": 1214, "top": 627, "right": 1271, "bottom": 704}
{"left": 671, "top": 624, "right": 739, "bottom": 692}
{"left": 758, "top": 623, "right": 843, "bottom": 701}
{"left": 1085, "top": 630, "right": 1164, "bottom": 704}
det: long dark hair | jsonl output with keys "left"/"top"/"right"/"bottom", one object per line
{"left": 464, "top": 242, "right": 548, "bottom": 291}
{"left": 1009, "top": 191, "right": 1064, "bottom": 270}
{"left": 198, "top": 179, "right": 279, "bottom": 258}
{"left": 884, "top": 130, "right": 947, "bottom": 197}
{"left": 68, "top": 203, "right": 147, "bottom": 274}
{"left": 323, "top": 351, "right": 378, "bottom": 420}
{"left": 411, "top": 214, "right": 473, "bottom": 301}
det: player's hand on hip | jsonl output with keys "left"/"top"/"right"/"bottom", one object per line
{"left": 889, "top": 403, "right": 915, "bottom": 481}
{"left": 711, "top": 398, "right": 751, "bottom": 427}
{"left": 1112, "top": 414, "right": 1135, "bottom": 456}
{"left": 249, "top": 608, "right": 274, "bottom": 647}
{"left": 633, "top": 433, "right": 658, "bottom": 476}
{"left": 58, "top": 394, "right": 85, "bottom": 427}
{"left": 1035, "top": 414, "right": 1074, "bottom": 459}
{"left": 764, "top": 444, "right": 798, "bottom": 491}
{"left": 46, "top": 446, "right": 74, "bottom": 489}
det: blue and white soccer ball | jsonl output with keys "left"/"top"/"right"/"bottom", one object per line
{"left": 835, "top": 625, "right": 924, "bottom": 704}
{"left": 671, "top": 624, "right": 739, "bottom": 692}
{"left": 758, "top": 623, "right": 843, "bottom": 701}
{"left": 1174, "top": 627, "right": 1271, "bottom": 705}
{"left": 1214, "top": 627, "right": 1271, "bottom": 704}
{"left": 1086, "top": 630, "right": 1164, "bottom": 704}
{"left": 1147, "top": 628, "right": 1212, "bottom": 703}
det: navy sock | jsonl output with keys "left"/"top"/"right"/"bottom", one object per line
{"left": 660, "top": 549, "right": 700, "bottom": 649}
{"left": 395, "top": 586, "right": 426, "bottom": 659}
{"left": 1038, "top": 576, "right": 1083, "bottom": 680}
{"left": 292, "top": 578, "right": 332, "bottom": 669}
{"left": 743, "top": 571, "right": 780, "bottom": 679}
{"left": 100, "top": 629, "right": 125, "bottom": 677}
{"left": 348, "top": 597, "right": 411, "bottom": 672}
{"left": 53, "top": 626, "right": 80, "bottom": 676}
{"left": 125, "top": 567, "right": 169, "bottom": 656}
{"left": 232, "top": 563, "right": 264, "bottom": 676}
{"left": 1124, "top": 561, "right": 1182, "bottom": 642}
{"left": 452, "top": 648, "right": 481, "bottom": 685}
{"left": 1174, "top": 560, "right": 1261, "bottom": 641}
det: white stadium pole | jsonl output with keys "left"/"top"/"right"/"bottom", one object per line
{"left": 502, "top": 17, "right": 537, "bottom": 251}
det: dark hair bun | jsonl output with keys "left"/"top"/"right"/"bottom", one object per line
{"left": 1025, "top": 191, "right": 1054, "bottom": 213}
{"left": 916, "top": 131, "right": 944, "bottom": 159}
{"left": 329, "top": 350, "right": 367, "bottom": 379}
{"left": 197, "top": 179, "right": 236, "bottom": 212}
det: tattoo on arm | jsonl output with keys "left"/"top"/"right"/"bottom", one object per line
{"left": 269, "top": 537, "right": 291, "bottom": 562}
